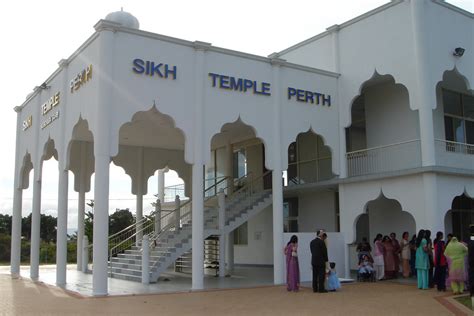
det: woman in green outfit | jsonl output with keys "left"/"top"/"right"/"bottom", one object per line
{"left": 444, "top": 237, "right": 468, "bottom": 294}
{"left": 415, "top": 229, "right": 429, "bottom": 289}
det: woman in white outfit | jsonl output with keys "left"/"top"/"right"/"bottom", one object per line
{"left": 373, "top": 233, "right": 385, "bottom": 280}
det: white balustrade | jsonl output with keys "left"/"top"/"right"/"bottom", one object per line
{"left": 346, "top": 140, "right": 422, "bottom": 177}
{"left": 435, "top": 139, "right": 474, "bottom": 170}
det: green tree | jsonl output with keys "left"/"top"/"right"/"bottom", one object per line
{"left": 0, "top": 214, "right": 12, "bottom": 235}
{"left": 109, "top": 208, "right": 134, "bottom": 235}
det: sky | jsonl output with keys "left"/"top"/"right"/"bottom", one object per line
{"left": 0, "top": 0, "right": 472, "bottom": 232}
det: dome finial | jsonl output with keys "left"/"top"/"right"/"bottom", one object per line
{"left": 105, "top": 9, "right": 140, "bottom": 29}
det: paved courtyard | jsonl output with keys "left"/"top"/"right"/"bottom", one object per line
{"left": 1, "top": 269, "right": 471, "bottom": 315}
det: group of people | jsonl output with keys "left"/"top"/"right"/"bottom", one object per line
{"left": 284, "top": 230, "right": 340, "bottom": 293}
{"left": 356, "top": 230, "right": 471, "bottom": 295}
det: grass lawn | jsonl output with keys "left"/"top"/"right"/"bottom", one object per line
{"left": 455, "top": 295, "right": 472, "bottom": 310}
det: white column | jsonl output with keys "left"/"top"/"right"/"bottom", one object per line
{"left": 411, "top": 0, "right": 436, "bottom": 167}
{"left": 154, "top": 199, "right": 161, "bottom": 234}
{"left": 175, "top": 195, "right": 181, "bottom": 230}
{"left": 56, "top": 169, "right": 69, "bottom": 286}
{"left": 157, "top": 169, "right": 165, "bottom": 203}
{"left": 77, "top": 188, "right": 85, "bottom": 271}
{"left": 272, "top": 167, "right": 284, "bottom": 284}
{"left": 136, "top": 191, "right": 143, "bottom": 243}
{"left": 92, "top": 154, "right": 110, "bottom": 296}
{"left": 192, "top": 163, "right": 204, "bottom": 289}
{"left": 30, "top": 168, "right": 41, "bottom": 280}
{"left": 76, "top": 140, "right": 87, "bottom": 271}
{"left": 218, "top": 189, "right": 225, "bottom": 277}
{"left": 191, "top": 41, "right": 209, "bottom": 290}
{"left": 226, "top": 231, "right": 234, "bottom": 274}
{"left": 82, "top": 236, "right": 89, "bottom": 273}
{"left": 141, "top": 236, "right": 150, "bottom": 284}
{"left": 92, "top": 21, "right": 115, "bottom": 296}
{"left": 10, "top": 187, "right": 22, "bottom": 277}
{"left": 225, "top": 143, "right": 234, "bottom": 194}
{"left": 270, "top": 57, "right": 285, "bottom": 285}
{"left": 136, "top": 147, "right": 144, "bottom": 243}
{"left": 10, "top": 108, "right": 23, "bottom": 277}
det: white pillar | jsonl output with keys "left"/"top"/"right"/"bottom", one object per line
{"left": 77, "top": 189, "right": 85, "bottom": 271}
{"left": 411, "top": 0, "right": 436, "bottom": 167}
{"left": 272, "top": 167, "right": 284, "bottom": 284}
{"left": 136, "top": 191, "right": 143, "bottom": 243}
{"left": 191, "top": 41, "right": 209, "bottom": 290}
{"left": 136, "top": 147, "right": 144, "bottom": 243}
{"left": 154, "top": 199, "right": 161, "bottom": 234}
{"left": 270, "top": 57, "right": 285, "bottom": 285}
{"left": 192, "top": 163, "right": 204, "bottom": 290}
{"left": 218, "top": 189, "right": 226, "bottom": 277}
{"left": 226, "top": 231, "right": 234, "bottom": 274}
{"left": 175, "top": 195, "right": 181, "bottom": 230}
{"left": 225, "top": 143, "right": 234, "bottom": 194}
{"left": 10, "top": 108, "right": 23, "bottom": 277}
{"left": 76, "top": 141, "right": 87, "bottom": 271}
{"left": 141, "top": 235, "right": 150, "bottom": 284}
{"left": 92, "top": 154, "right": 110, "bottom": 296}
{"left": 92, "top": 20, "right": 115, "bottom": 296}
{"left": 82, "top": 236, "right": 89, "bottom": 273}
{"left": 56, "top": 169, "right": 69, "bottom": 286}
{"left": 10, "top": 187, "right": 22, "bottom": 277}
{"left": 30, "top": 168, "right": 41, "bottom": 280}
{"left": 157, "top": 169, "right": 165, "bottom": 203}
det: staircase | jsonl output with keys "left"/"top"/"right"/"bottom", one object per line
{"left": 107, "top": 173, "right": 272, "bottom": 283}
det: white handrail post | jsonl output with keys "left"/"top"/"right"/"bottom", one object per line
{"left": 141, "top": 235, "right": 150, "bottom": 284}
{"left": 175, "top": 195, "right": 181, "bottom": 230}
{"left": 82, "top": 236, "right": 89, "bottom": 273}
{"left": 218, "top": 189, "right": 226, "bottom": 277}
{"left": 154, "top": 199, "right": 161, "bottom": 234}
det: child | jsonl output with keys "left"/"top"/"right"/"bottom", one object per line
{"left": 358, "top": 255, "right": 375, "bottom": 281}
{"left": 327, "top": 262, "right": 341, "bottom": 291}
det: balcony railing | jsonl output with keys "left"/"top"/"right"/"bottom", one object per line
{"left": 285, "top": 157, "right": 334, "bottom": 186}
{"left": 347, "top": 139, "right": 422, "bottom": 177}
{"left": 435, "top": 139, "right": 474, "bottom": 170}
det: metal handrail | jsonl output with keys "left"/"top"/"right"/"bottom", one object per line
{"left": 147, "top": 170, "right": 270, "bottom": 275}
{"left": 346, "top": 139, "right": 421, "bottom": 155}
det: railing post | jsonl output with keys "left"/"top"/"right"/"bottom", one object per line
{"left": 141, "top": 235, "right": 150, "bottom": 284}
{"left": 154, "top": 199, "right": 161, "bottom": 234}
{"left": 218, "top": 189, "right": 226, "bottom": 277}
{"left": 175, "top": 195, "right": 181, "bottom": 230}
{"left": 82, "top": 236, "right": 89, "bottom": 273}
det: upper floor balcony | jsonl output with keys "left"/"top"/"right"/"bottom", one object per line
{"left": 346, "top": 139, "right": 474, "bottom": 178}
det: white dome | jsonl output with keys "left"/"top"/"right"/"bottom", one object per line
{"left": 105, "top": 9, "right": 139, "bottom": 29}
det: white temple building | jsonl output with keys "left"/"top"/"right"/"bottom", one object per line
{"left": 10, "top": 0, "right": 473, "bottom": 296}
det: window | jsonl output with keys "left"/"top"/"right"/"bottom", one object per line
{"left": 443, "top": 89, "right": 474, "bottom": 145}
{"left": 283, "top": 198, "right": 298, "bottom": 232}
{"left": 233, "top": 148, "right": 247, "bottom": 179}
{"left": 233, "top": 222, "right": 248, "bottom": 245}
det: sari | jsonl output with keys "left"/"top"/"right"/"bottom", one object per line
{"left": 383, "top": 240, "right": 397, "bottom": 278}
{"left": 444, "top": 238, "right": 468, "bottom": 294}
{"left": 285, "top": 242, "right": 300, "bottom": 291}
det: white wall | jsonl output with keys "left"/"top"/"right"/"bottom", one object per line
{"left": 234, "top": 206, "right": 273, "bottom": 265}
{"left": 283, "top": 232, "right": 346, "bottom": 282}
{"left": 298, "top": 191, "right": 337, "bottom": 232}
{"left": 366, "top": 196, "right": 416, "bottom": 244}
{"left": 365, "top": 82, "right": 419, "bottom": 148}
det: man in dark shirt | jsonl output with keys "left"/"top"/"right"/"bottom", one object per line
{"left": 310, "top": 229, "right": 329, "bottom": 293}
